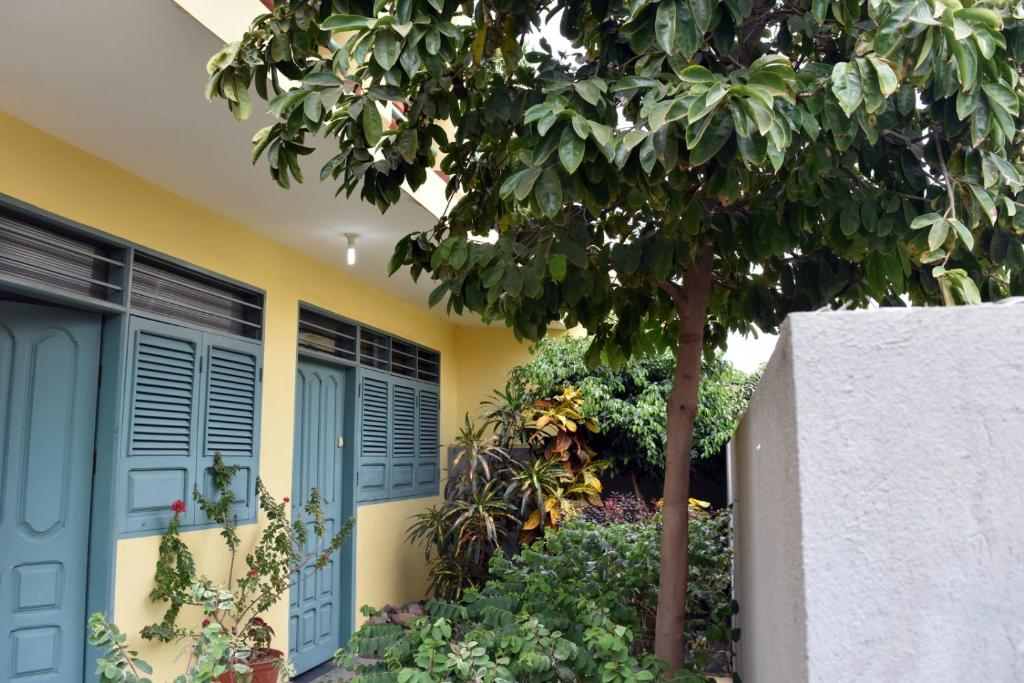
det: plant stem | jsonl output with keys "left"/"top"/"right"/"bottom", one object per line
{"left": 933, "top": 134, "right": 960, "bottom": 306}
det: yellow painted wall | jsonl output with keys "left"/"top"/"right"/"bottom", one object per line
{"left": 0, "top": 112, "right": 535, "bottom": 676}
{"left": 454, "top": 325, "right": 537, "bottom": 422}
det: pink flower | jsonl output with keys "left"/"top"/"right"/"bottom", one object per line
{"left": 283, "top": 497, "right": 290, "bottom": 503}
{"left": 202, "top": 619, "right": 210, "bottom": 627}
{"left": 170, "top": 500, "right": 186, "bottom": 515}
{"left": 247, "top": 569, "right": 258, "bottom": 576}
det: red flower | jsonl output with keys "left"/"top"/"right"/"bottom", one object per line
{"left": 247, "top": 569, "right": 258, "bottom": 576}
{"left": 202, "top": 619, "right": 210, "bottom": 627}
{"left": 170, "top": 500, "right": 186, "bottom": 515}
{"left": 283, "top": 497, "right": 290, "bottom": 503}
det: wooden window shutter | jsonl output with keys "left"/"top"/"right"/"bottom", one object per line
{"left": 196, "top": 334, "right": 262, "bottom": 525}
{"left": 416, "top": 385, "right": 440, "bottom": 496}
{"left": 122, "top": 317, "right": 203, "bottom": 532}
{"left": 389, "top": 380, "right": 417, "bottom": 498}
{"left": 356, "top": 369, "right": 390, "bottom": 502}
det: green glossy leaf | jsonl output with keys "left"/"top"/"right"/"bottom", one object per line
{"left": 514, "top": 167, "right": 542, "bottom": 201}
{"left": 869, "top": 57, "right": 899, "bottom": 97}
{"left": 831, "top": 62, "right": 863, "bottom": 116}
{"left": 655, "top": 1, "right": 678, "bottom": 53}
{"left": 398, "top": 128, "right": 419, "bottom": 163}
{"left": 374, "top": 30, "right": 401, "bottom": 71}
{"left": 548, "top": 254, "right": 568, "bottom": 282}
{"left": 535, "top": 168, "right": 563, "bottom": 217}
{"left": 949, "top": 218, "right": 974, "bottom": 251}
{"left": 688, "top": 114, "right": 733, "bottom": 165}
{"left": 969, "top": 184, "right": 998, "bottom": 225}
{"left": 559, "top": 126, "right": 586, "bottom": 174}
{"left": 362, "top": 101, "right": 383, "bottom": 146}
{"left": 574, "top": 79, "right": 604, "bottom": 105}
{"left": 689, "top": 0, "right": 713, "bottom": 33}
{"left": 680, "top": 65, "right": 715, "bottom": 84}
{"left": 928, "top": 218, "right": 949, "bottom": 251}
{"left": 428, "top": 282, "right": 448, "bottom": 308}
{"left": 321, "top": 14, "right": 375, "bottom": 31}
{"left": 910, "top": 212, "right": 943, "bottom": 230}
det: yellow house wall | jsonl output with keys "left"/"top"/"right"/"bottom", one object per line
{"left": 0, "top": 112, "right": 533, "bottom": 676}
{"left": 454, "top": 326, "right": 537, "bottom": 422}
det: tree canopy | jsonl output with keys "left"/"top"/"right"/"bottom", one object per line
{"left": 210, "top": 0, "right": 1024, "bottom": 359}
{"left": 207, "top": 0, "right": 1024, "bottom": 670}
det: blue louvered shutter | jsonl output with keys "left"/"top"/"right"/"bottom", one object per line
{"left": 357, "top": 368, "right": 390, "bottom": 502}
{"left": 415, "top": 383, "right": 440, "bottom": 496}
{"left": 122, "top": 317, "right": 202, "bottom": 532}
{"left": 389, "top": 379, "right": 417, "bottom": 498}
{"left": 196, "top": 333, "right": 262, "bottom": 525}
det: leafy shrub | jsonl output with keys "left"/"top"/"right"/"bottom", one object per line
{"left": 484, "top": 509, "right": 735, "bottom": 669}
{"left": 337, "top": 596, "right": 707, "bottom": 683}
{"left": 408, "top": 390, "right": 606, "bottom": 599}
{"left": 351, "top": 511, "right": 736, "bottom": 679}
{"left": 508, "top": 336, "right": 757, "bottom": 477}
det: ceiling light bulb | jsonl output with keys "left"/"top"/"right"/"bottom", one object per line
{"left": 345, "top": 233, "right": 358, "bottom": 266}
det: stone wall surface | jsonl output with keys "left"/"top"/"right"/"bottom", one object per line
{"left": 729, "top": 304, "right": 1024, "bottom": 682}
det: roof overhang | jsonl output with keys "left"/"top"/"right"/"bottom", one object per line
{"left": 0, "top": 0, "right": 467, "bottom": 319}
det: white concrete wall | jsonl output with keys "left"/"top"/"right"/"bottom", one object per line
{"left": 730, "top": 304, "right": 1024, "bottom": 682}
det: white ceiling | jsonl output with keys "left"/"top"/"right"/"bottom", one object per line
{"left": 0, "top": 0, "right": 465, "bottom": 319}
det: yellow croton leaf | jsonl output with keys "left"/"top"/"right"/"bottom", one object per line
{"left": 688, "top": 498, "right": 711, "bottom": 509}
{"left": 522, "top": 509, "right": 542, "bottom": 530}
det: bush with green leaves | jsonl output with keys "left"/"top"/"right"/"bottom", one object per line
{"left": 508, "top": 336, "right": 757, "bottom": 477}
{"left": 88, "top": 612, "right": 263, "bottom": 683}
{"left": 483, "top": 510, "right": 736, "bottom": 672}
{"left": 352, "top": 510, "right": 736, "bottom": 679}
{"left": 408, "top": 390, "right": 606, "bottom": 600}
{"left": 337, "top": 597, "right": 708, "bottom": 683}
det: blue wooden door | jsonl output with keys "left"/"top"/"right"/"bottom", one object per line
{"left": 0, "top": 301, "right": 101, "bottom": 682}
{"left": 289, "top": 358, "right": 349, "bottom": 673}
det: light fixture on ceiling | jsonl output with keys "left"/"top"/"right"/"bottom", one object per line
{"left": 344, "top": 232, "right": 358, "bottom": 266}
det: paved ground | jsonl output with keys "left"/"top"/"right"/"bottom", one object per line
{"left": 291, "top": 661, "right": 353, "bottom": 682}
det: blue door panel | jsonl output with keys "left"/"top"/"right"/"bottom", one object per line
{"left": 0, "top": 301, "right": 101, "bottom": 683}
{"left": 289, "top": 358, "right": 350, "bottom": 674}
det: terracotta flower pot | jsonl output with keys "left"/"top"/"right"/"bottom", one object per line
{"left": 215, "top": 649, "right": 284, "bottom": 683}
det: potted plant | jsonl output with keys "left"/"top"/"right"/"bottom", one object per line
{"left": 89, "top": 456, "right": 352, "bottom": 682}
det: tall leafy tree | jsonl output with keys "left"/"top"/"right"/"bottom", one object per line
{"left": 208, "top": 0, "right": 1024, "bottom": 670}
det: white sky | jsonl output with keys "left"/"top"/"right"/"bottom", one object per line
{"left": 725, "top": 330, "right": 778, "bottom": 373}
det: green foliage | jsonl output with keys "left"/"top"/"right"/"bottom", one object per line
{"left": 88, "top": 614, "right": 266, "bottom": 683}
{"left": 484, "top": 511, "right": 737, "bottom": 671}
{"left": 409, "top": 395, "right": 607, "bottom": 599}
{"left": 88, "top": 614, "right": 154, "bottom": 683}
{"left": 138, "top": 454, "right": 353, "bottom": 673}
{"left": 338, "top": 598, "right": 677, "bottom": 682}
{"left": 343, "top": 513, "right": 733, "bottom": 680}
{"left": 407, "top": 418, "right": 518, "bottom": 599}
{"left": 508, "top": 336, "right": 756, "bottom": 476}
{"left": 141, "top": 502, "right": 196, "bottom": 642}
{"left": 209, "top": 0, "right": 1024, "bottom": 361}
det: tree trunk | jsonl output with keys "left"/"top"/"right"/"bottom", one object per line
{"left": 654, "top": 249, "right": 714, "bottom": 674}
